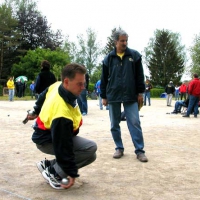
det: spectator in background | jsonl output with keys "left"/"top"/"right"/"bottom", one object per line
{"left": 77, "top": 67, "right": 89, "bottom": 116}
{"left": 182, "top": 74, "right": 200, "bottom": 118}
{"left": 95, "top": 79, "right": 109, "bottom": 110}
{"left": 22, "top": 79, "right": 26, "bottom": 97}
{"left": 174, "top": 85, "right": 180, "bottom": 101}
{"left": 35, "top": 60, "right": 56, "bottom": 96}
{"left": 144, "top": 79, "right": 152, "bottom": 106}
{"left": 179, "top": 82, "right": 187, "bottom": 100}
{"left": 17, "top": 79, "right": 24, "bottom": 98}
{"left": 165, "top": 81, "right": 175, "bottom": 106}
{"left": 171, "top": 98, "right": 189, "bottom": 114}
{"left": 15, "top": 80, "right": 19, "bottom": 97}
{"left": 30, "top": 81, "right": 35, "bottom": 99}
{"left": 7, "top": 77, "right": 15, "bottom": 101}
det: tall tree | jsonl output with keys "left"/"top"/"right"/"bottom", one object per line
{"left": 144, "top": 29, "right": 186, "bottom": 87}
{"left": 189, "top": 34, "right": 200, "bottom": 76}
{"left": 70, "top": 28, "right": 103, "bottom": 75}
{"left": 13, "top": 0, "right": 63, "bottom": 52}
{"left": 103, "top": 27, "right": 122, "bottom": 56}
{"left": 0, "top": 3, "right": 21, "bottom": 79}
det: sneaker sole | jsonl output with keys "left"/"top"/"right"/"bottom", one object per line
{"left": 41, "top": 169, "right": 50, "bottom": 184}
{"left": 36, "top": 162, "right": 45, "bottom": 174}
{"left": 42, "top": 170, "right": 65, "bottom": 189}
{"left": 36, "top": 162, "right": 49, "bottom": 183}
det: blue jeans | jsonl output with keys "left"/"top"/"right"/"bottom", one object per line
{"left": 186, "top": 95, "right": 199, "bottom": 116}
{"left": 175, "top": 92, "right": 179, "bottom": 100}
{"left": 175, "top": 100, "right": 185, "bottom": 111}
{"left": 77, "top": 89, "right": 88, "bottom": 114}
{"left": 8, "top": 89, "right": 14, "bottom": 101}
{"left": 144, "top": 92, "right": 151, "bottom": 105}
{"left": 109, "top": 102, "right": 145, "bottom": 155}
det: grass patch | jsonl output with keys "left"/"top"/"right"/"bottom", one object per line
{"left": 0, "top": 96, "right": 35, "bottom": 101}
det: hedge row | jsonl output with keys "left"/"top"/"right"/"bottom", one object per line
{"left": 1, "top": 83, "right": 165, "bottom": 98}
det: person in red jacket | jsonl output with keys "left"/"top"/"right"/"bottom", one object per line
{"left": 183, "top": 74, "right": 200, "bottom": 118}
{"left": 179, "top": 82, "right": 187, "bottom": 100}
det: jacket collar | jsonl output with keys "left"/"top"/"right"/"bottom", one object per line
{"left": 110, "top": 47, "right": 132, "bottom": 57}
{"left": 58, "top": 84, "right": 77, "bottom": 107}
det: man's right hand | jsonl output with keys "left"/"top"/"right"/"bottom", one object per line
{"left": 27, "top": 113, "right": 37, "bottom": 120}
{"left": 61, "top": 177, "right": 75, "bottom": 189}
{"left": 102, "top": 98, "right": 108, "bottom": 106}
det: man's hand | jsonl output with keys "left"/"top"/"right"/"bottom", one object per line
{"left": 61, "top": 177, "right": 75, "bottom": 189}
{"left": 138, "top": 94, "right": 143, "bottom": 111}
{"left": 102, "top": 98, "right": 108, "bottom": 106}
{"left": 27, "top": 113, "right": 37, "bottom": 120}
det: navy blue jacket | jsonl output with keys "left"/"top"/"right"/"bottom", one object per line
{"left": 35, "top": 68, "right": 56, "bottom": 94}
{"left": 100, "top": 47, "right": 145, "bottom": 103}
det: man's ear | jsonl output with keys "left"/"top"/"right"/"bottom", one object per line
{"left": 64, "top": 78, "right": 69, "bottom": 85}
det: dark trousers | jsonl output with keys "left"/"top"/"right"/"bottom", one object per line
{"left": 36, "top": 136, "right": 97, "bottom": 178}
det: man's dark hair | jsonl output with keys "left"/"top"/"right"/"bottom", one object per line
{"left": 112, "top": 29, "right": 128, "bottom": 42}
{"left": 193, "top": 73, "right": 198, "bottom": 78}
{"left": 61, "top": 63, "right": 86, "bottom": 82}
{"left": 41, "top": 60, "right": 51, "bottom": 69}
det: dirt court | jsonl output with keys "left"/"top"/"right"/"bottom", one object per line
{"left": 0, "top": 99, "right": 200, "bottom": 200}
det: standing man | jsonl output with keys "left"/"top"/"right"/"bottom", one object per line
{"left": 100, "top": 29, "right": 148, "bottom": 162}
{"left": 95, "top": 79, "right": 109, "bottom": 110}
{"left": 144, "top": 79, "right": 152, "bottom": 106}
{"left": 182, "top": 74, "right": 200, "bottom": 118}
{"left": 28, "top": 63, "right": 97, "bottom": 189}
{"left": 30, "top": 81, "right": 35, "bottom": 99}
{"left": 7, "top": 77, "right": 15, "bottom": 101}
{"left": 174, "top": 85, "right": 180, "bottom": 101}
{"left": 77, "top": 68, "right": 89, "bottom": 116}
{"left": 165, "top": 81, "right": 175, "bottom": 106}
{"left": 35, "top": 60, "right": 56, "bottom": 96}
{"left": 179, "top": 82, "right": 187, "bottom": 100}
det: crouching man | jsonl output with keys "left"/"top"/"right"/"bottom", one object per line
{"left": 28, "top": 63, "right": 97, "bottom": 189}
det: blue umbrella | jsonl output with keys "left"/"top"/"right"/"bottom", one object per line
{"left": 15, "top": 76, "right": 28, "bottom": 82}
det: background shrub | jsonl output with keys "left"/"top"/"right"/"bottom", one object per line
{"left": 150, "top": 88, "right": 165, "bottom": 97}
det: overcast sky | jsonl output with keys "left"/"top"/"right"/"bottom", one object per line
{"left": 35, "top": 0, "right": 200, "bottom": 79}
{"left": 35, "top": 0, "right": 200, "bottom": 54}
{"left": 1, "top": 0, "right": 200, "bottom": 78}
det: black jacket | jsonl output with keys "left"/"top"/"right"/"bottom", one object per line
{"left": 165, "top": 83, "right": 175, "bottom": 94}
{"left": 35, "top": 68, "right": 56, "bottom": 94}
{"left": 32, "top": 83, "right": 80, "bottom": 178}
{"left": 100, "top": 47, "right": 145, "bottom": 103}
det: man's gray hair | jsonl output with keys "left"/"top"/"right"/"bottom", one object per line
{"left": 112, "top": 29, "right": 128, "bottom": 42}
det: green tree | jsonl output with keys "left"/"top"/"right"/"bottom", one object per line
{"left": 13, "top": 0, "right": 63, "bottom": 52}
{"left": 12, "top": 48, "right": 70, "bottom": 80}
{"left": 89, "top": 64, "right": 102, "bottom": 84}
{"left": 90, "top": 27, "right": 123, "bottom": 83}
{"left": 62, "top": 36, "right": 77, "bottom": 63}
{"left": 0, "top": 3, "right": 21, "bottom": 79}
{"left": 144, "top": 29, "right": 186, "bottom": 87}
{"left": 189, "top": 34, "right": 200, "bottom": 76}
{"left": 70, "top": 28, "right": 103, "bottom": 76}
{"left": 103, "top": 27, "right": 122, "bottom": 56}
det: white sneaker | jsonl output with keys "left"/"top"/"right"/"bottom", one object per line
{"left": 42, "top": 167, "right": 64, "bottom": 190}
{"left": 36, "top": 159, "right": 50, "bottom": 173}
